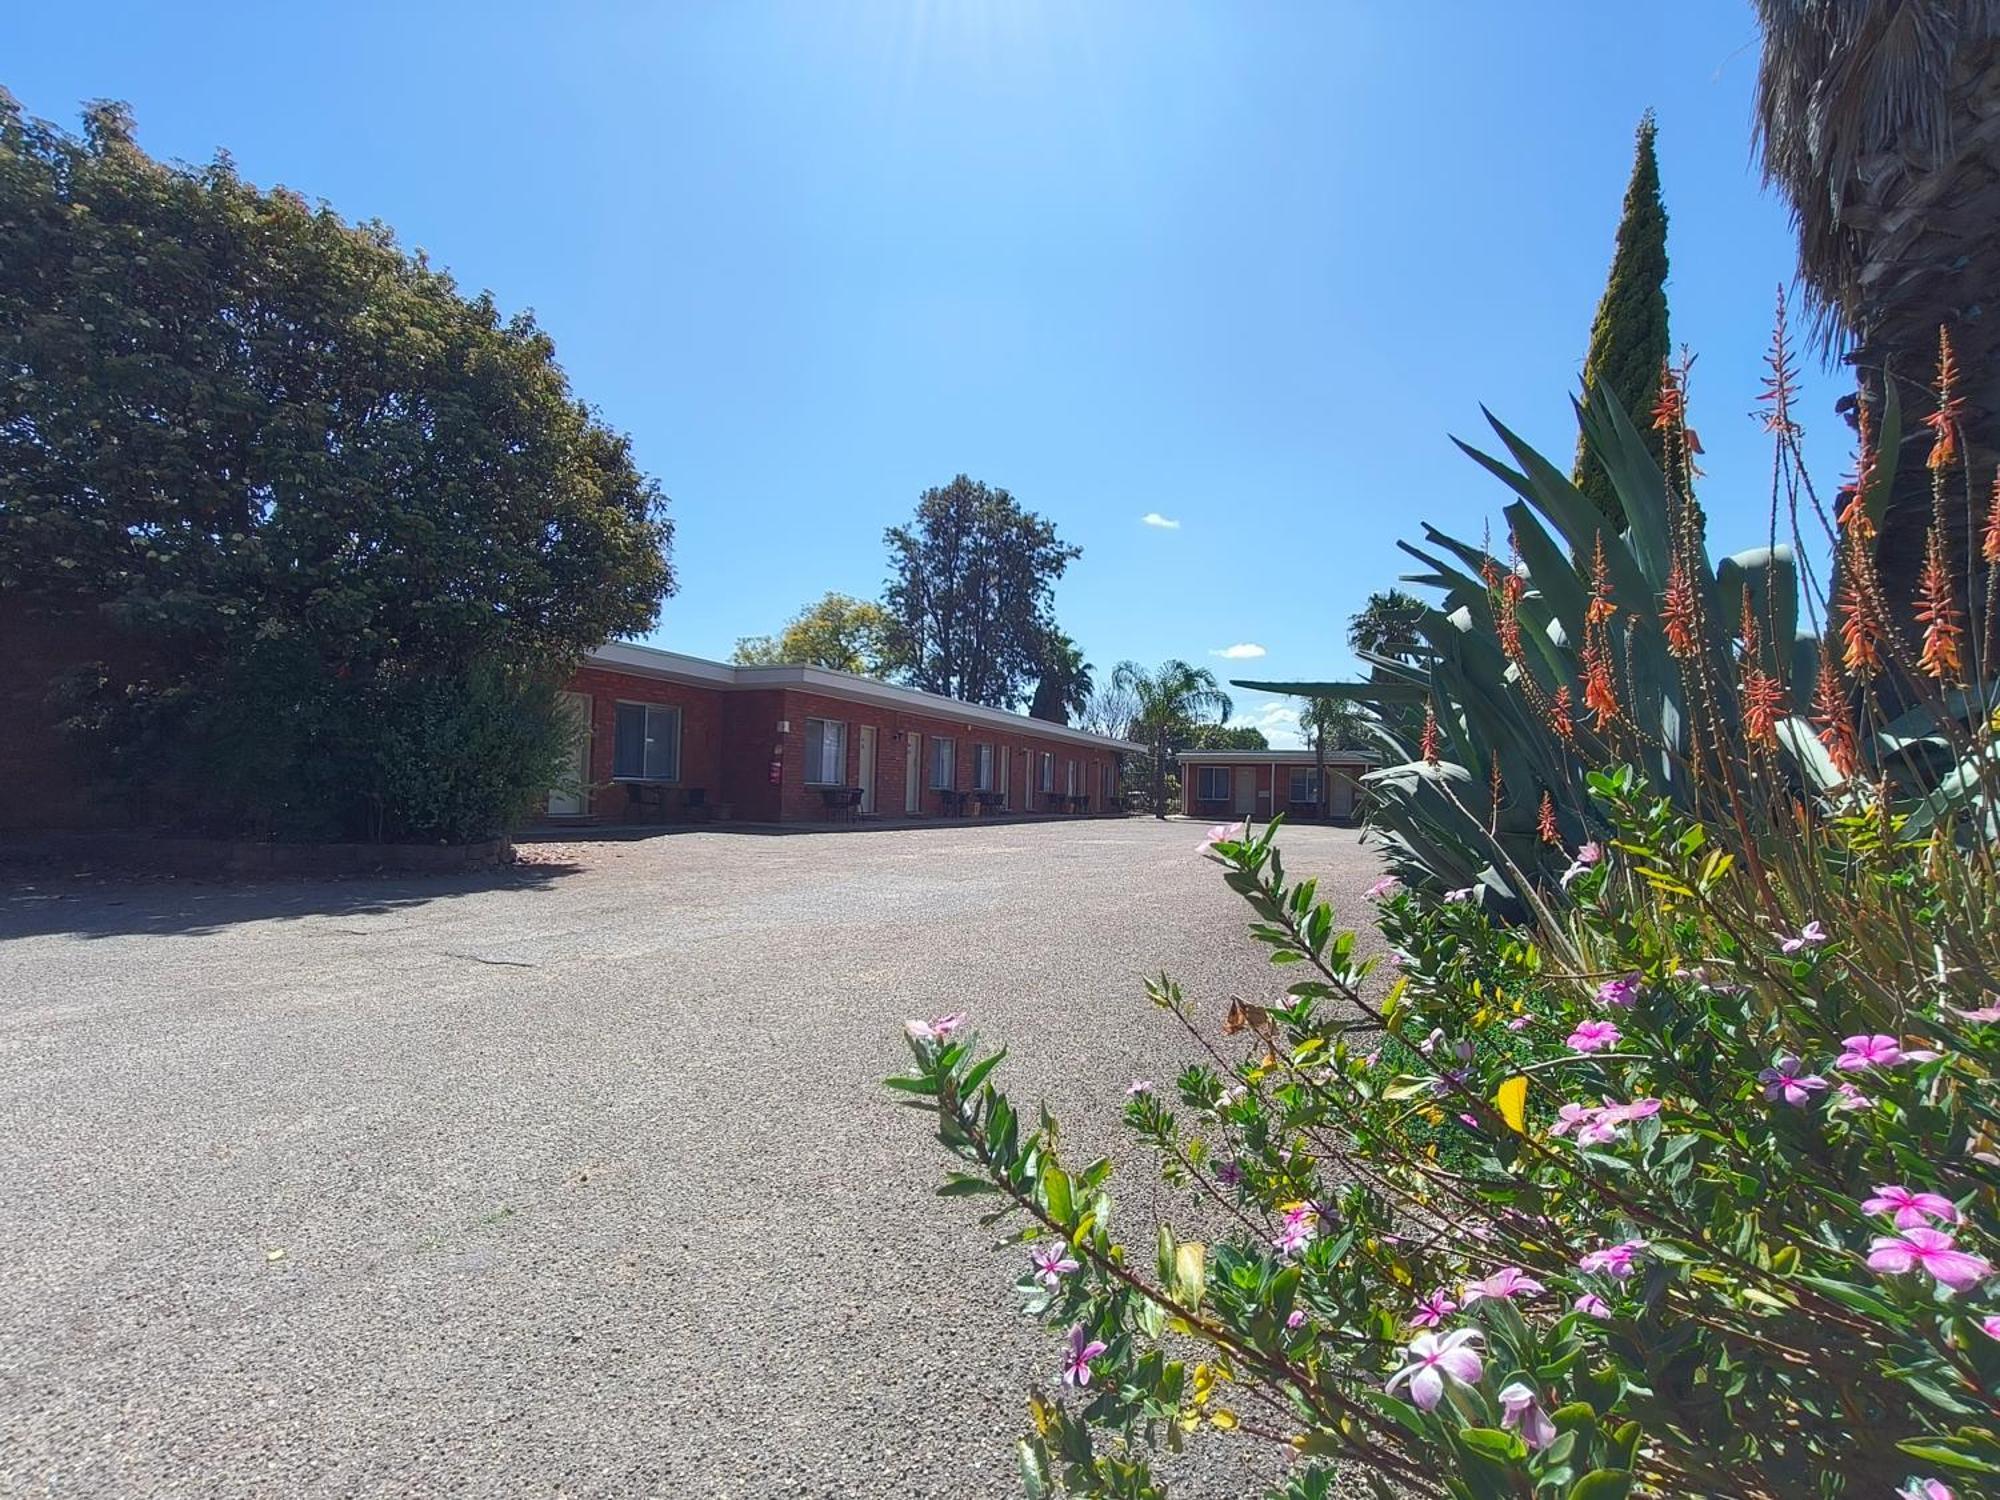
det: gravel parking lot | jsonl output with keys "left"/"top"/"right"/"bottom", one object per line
{"left": 0, "top": 817, "right": 1384, "bottom": 1499}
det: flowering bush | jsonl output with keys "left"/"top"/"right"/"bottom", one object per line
{"left": 894, "top": 777, "right": 2000, "bottom": 1498}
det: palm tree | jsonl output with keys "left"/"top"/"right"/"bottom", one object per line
{"left": 1110, "top": 659, "right": 1233, "bottom": 819}
{"left": 1751, "top": 2, "right": 2000, "bottom": 613}
{"left": 1028, "top": 631, "right": 1094, "bottom": 725}
{"left": 1297, "top": 695, "right": 1374, "bottom": 821}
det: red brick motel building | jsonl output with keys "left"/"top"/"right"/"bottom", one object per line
{"left": 556, "top": 642, "right": 1139, "bottom": 824}
{"left": 1177, "top": 748, "right": 1378, "bottom": 823}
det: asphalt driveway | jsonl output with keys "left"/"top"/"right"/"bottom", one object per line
{"left": 0, "top": 818, "right": 1384, "bottom": 1499}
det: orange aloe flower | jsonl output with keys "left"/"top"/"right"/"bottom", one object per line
{"left": 1582, "top": 638, "right": 1619, "bottom": 725}
{"left": 1836, "top": 534, "right": 1884, "bottom": 678}
{"left": 1925, "top": 326, "right": 1965, "bottom": 472}
{"left": 1661, "top": 556, "right": 1700, "bottom": 659}
{"left": 1836, "top": 401, "right": 1878, "bottom": 541}
{"left": 1650, "top": 356, "right": 1684, "bottom": 434}
{"left": 1420, "top": 706, "right": 1441, "bottom": 766}
{"left": 1757, "top": 286, "right": 1801, "bottom": 440}
{"left": 1546, "top": 685, "right": 1576, "bottom": 744}
{"left": 1586, "top": 534, "right": 1617, "bottom": 627}
{"left": 1983, "top": 470, "right": 2000, "bottom": 567}
{"left": 1742, "top": 669, "right": 1785, "bottom": 746}
{"left": 1537, "top": 791, "right": 1560, "bottom": 846}
{"left": 1811, "top": 657, "right": 1861, "bottom": 781}
{"left": 1916, "top": 524, "right": 1964, "bottom": 681}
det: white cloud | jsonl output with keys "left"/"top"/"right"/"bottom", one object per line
{"left": 1231, "top": 698, "right": 1302, "bottom": 748}
{"left": 1211, "top": 643, "right": 1267, "bottom": 660}
{"left": 1141, "top": 512, "right": 1181, "bottom": 529}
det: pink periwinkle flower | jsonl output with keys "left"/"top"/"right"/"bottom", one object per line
{"left": 1550, "top": 1102, "right": 1598, "bottom": 1138}
{"left": 1573, "top": 1293, "right": 1612, "bottom": 1319}
{"left": 1759, "top": 1053, "right": 1829, "bottom": 1107}
{"left": 1386, "top": 1328, "right": 1484, "bottom": 1412}
{"left": 1867, "top": 1227, "right": 1994, "bottom": 1294}
{"left": 1285, "top": 1309, "right": 1307, "bottom": 1329}
{"left": 905, "top": 1011, "right": 968, "bottom": 1042}
{"left": 1567, "top": 1019, "right": 1623, "bottom": 1054}
{"left": 1947, "top": 1000, "right": 2000, "bottom": 1023}
{"left": 1578, "top": 1240, "right": 1647, "bottom": 1279}
{"left": 1461, "top": 1267, "right": 1545, "bottom": 1305}
{"left": 1981, "top": 1315, "right": 2000, "bottom": 1341}
{"left": 1506, "top": 1015, "right": 1532, "bottom": 1032}
{"left": 1418, "top": 1027, "right": 1445, "bottom": 1057}
{"left": 1832, "top": 1080, "right": 1873, "bottom": 1111}
{"left": 1862, "top": 1185, "right": 1960, "bottom": 1229}
{"left": 1273, "top": 1204, "right": 1319, "bottom": 1258}
{"left": 1560, "top": 842, "right": 1603, "bottom": 889}
{"left": 1031, "top": 1244, "right": 1080, "bottom": 1288}
{"left": 1060, "top": 1323, "right": 1109, "bottom": 1387}
{"left": 1836, "top": 1034, "right": 1940, "bottom": 1072}
{"left": 1409, "top": 1290, "right": 1458, "bottom": 1329}
{"left": 1780, "top": 920, "right": 1828, "bottom": 955}
{"left": 1595, "top": 973, "right": 1642, "bottom": 1009}
{"left": 1497, "top": 1382, "right": 1557, "bottom": 1451}
{"left": 1126, "top": 1078, "right": 1154, "bottom": 1096}
{"left": 1443, "top": 886, "right": 1477, "bottom": 904}
{"left": 1197, "top": 822, "right": 1247, "bottom": 854}
{"left": 1365, "top": 875, "right": 1403, "bottom": 900}
{"left": 1901, "top": 1481, "right": 1955, "bottom": 1500}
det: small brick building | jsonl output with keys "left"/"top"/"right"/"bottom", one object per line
{"left": 556, "top": 643, "right": 1138, "bottom": 825}
{"left": 1178, "top": 748, "right": 1377, "bottom": 823}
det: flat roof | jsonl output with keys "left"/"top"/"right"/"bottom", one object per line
{"left": 586, "top": 642, "right": 1144, "bottom": 753}
{"left": 1178, "top": 749, "right": 1380, "bottom": 764}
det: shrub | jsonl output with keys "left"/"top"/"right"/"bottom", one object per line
{"left": 897, "top": 788, "right": 1999, "bottom": 1498}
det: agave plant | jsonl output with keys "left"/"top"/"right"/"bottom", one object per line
{"left": 1245, "top": 317, "right": 2000, "bottom": 903}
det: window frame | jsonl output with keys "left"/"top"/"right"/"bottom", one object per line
{"left": 803, "top": 717, "right": 847, "bottom": 787}
{"left": 1037, "top": 751, "right": 1054, "bottom": 792}
{"left": 612, "top": 701, "right": 682, "bottom": 783}
{"left": 929, "top": 735, "right": 956, "bottom": 790}
{"left": 1290, "top": 768, "right": 1322, "bottom": 804}
{"left": 1195, "top": 766, "right": 1231, "bottom": 802}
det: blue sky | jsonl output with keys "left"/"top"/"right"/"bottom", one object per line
{"left": 4, "top": 2, "right": 1848, "bottom": 746}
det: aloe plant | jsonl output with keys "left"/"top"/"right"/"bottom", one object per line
{"left": 1243, "top": 355, "right": 1999, "bottom": 902}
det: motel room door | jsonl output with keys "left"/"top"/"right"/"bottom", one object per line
{"left": 858, "top": 725, "right": 878, "bottom": 815}
{"left": 999, "top": 745, "right": 1012, "bottom": 808}
{"left": 1233, "top": 767, "right": 1257, "bottom": 817}
{"left": 904, "top": 733, "right": 922, "bottom": 814}
{"left": 548, "top": 692, "right": 591, "bottom": 816}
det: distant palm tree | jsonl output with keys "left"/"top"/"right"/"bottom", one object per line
{"left": 1028, "top": 631, "right": 1094, "bottom": 725}
{"left": 1111, "top": 659, "right": 1233, "bottom": 819}
{"left": 1751, "top": 1, "right": 2000, "bottom": 613}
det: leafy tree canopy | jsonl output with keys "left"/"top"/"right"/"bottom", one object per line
{"left": 881, "top": 475, "right": 1080, "bottom": 708}
{"left": 1110, "top": 659, "right": 1233, "bottom": 819}
{"left": 1186, "top": 723, "right": 1268, "bottom": 750}
{"left": 733, "top": 593, "right": 892, "bottom": 675}
{"left": 0, "top": 96, "right": 673, "bottom": 671}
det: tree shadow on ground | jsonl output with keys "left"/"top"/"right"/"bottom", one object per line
{"left": 0, "top": 860, "right": 583, "bottom": 942}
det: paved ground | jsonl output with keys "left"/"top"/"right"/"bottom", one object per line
{"left": 0, "top": 818, "right": 1384, "bottom": 1499}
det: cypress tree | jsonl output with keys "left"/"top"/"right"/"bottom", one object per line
{"left": 1573, "top": 113, "right": 1670, "bottom": 530}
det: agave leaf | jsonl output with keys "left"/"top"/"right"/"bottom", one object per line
{"left": 1716, "top": 546, "right": 1799, "bottom": 674}
{"left": 1574, "top": 382, "right": 1674, "bottom": 588}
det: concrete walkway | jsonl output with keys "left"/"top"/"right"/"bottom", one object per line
{"left": 0, "top": 818, "right": 1384, "bottom": 1498}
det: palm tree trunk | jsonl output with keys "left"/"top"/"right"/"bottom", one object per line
{"left": 1153, "top": 731, "right": 1167, "bottom": 819}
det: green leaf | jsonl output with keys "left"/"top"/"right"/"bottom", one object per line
{"left": 937, "top": 1173, "right": 1000, "bottom": 1197}
{"left": 1044, "top": 1165, "right": 1074, "bottom": 1224}
{"left": 1895, "top": 1440, "right": 2000, "bottom": 1475}
{"left": 1566, "top": 1471, "right": 1631, "bottom": 1500}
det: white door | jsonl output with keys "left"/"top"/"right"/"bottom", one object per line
{"left": 858, "top": 725, "right": 878, "bottom": 814}
{"left": 904, "top": 733, "right": 921, "bottom": 813}
{"left": 999, "top": 746, "right": 1012, "bottom": 809}
{"left": 1233, "top": 767, "right": 1256, "bottom": 816}
{"left": 548, "top": 692, "right": 591, "bottom": 815}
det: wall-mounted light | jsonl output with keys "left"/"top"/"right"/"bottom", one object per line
{"left": 777, "top": 719, "right": 790, "bottom": 734}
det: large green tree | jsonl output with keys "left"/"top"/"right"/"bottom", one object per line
{"left": 1110, "top": 659, "right": 1232, "bottom": 819}
{"left": 1297, "top": 694, "right": 1374, "bottom": 820}
{"left": 1027, "top": 630, "right": 1094, "bottom": 725}
{"left": 1572, "top": 112, "right": 1670, "bottom": 530}
{"left": 733, "top": 593, "right": 892, "bottom": 674}
{"left": 1752, "top": 1, "right": 2000, "bottom": 620}
{"left": 881, "top": 476, "right": 1080, "bottom": 708}
{"left": 0, "top": 98, "right": 673, "bottom": 838}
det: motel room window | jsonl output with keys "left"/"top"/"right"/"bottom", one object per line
{"left": 803, "top": 717, "right": 847, "bottom": 786}
{"left": 612, "top": 702, "right": 680, "bottom": 781}
{"left": 973, "top": 743, "right": 995, "bottom": 791}
{"left": 929, "top": 736, "right": 956, "bottom": 789}
{"left": 1195, "top": 766, "right": 1230, "bottom": 802}
{"left": 1065, "top": 759, "right": 1077, "bottom": 795}
{"left": 1037, "top": 752, "right": 1054, "bottom": 792}
{"left": 1290, "top": 769, "right": 1321, "bottom": 803}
